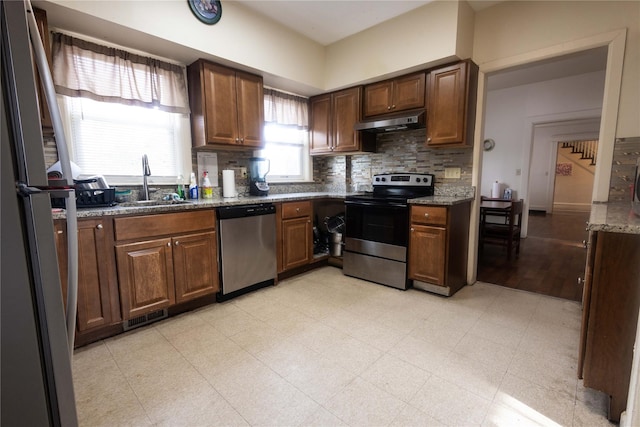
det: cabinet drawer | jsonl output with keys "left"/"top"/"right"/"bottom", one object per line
{"left": 115, "top": 210, "right": 215, "bottom": 241}
{"left": 281, "top": 201, "right": 312, "bottom": 219}
{"left": 411, "top": 206, "right": 447, "bottom": 226}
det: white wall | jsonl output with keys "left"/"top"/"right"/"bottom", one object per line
{"left": 474, "top": 1, "right": 639, "bottom": 139}
{"left": 529, "top": 120, "right": 600, "bottom": 212}
{"left": 482, "top": 70, "right": 606, "bottom": 204}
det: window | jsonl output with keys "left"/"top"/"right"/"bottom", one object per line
{"left": 60, "top": 96, "right": 191, "bottom": 185}
{"left": 261, "top": 89, "right": 312, "bottom": 183}
{"left": 260, "top": 123, "right": 311, "bottom": 182}
{"left": 51, "top": 32, "right": 190, "bottom": 185}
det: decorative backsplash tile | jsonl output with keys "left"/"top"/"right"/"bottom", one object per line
{"left": 609, "top": 137, "right": 640, "bottom": 202}
{"left": 313, "top": 128, "right": 473, "bottom": 192}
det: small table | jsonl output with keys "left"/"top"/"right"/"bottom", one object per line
{"left": 479, "top": 200, "right": 512, "bottom": 235}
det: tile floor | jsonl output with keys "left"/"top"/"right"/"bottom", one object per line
{"left": 73, "top": 267, "right": 614, "bottom": 426}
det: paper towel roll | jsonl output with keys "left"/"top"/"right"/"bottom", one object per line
{"left": 222, "top": 170, "right": 236, "bottom": 198}
{"left": 491, "top": 181, "right": 503, "bottom": 199}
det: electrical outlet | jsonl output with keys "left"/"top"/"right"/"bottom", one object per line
{"left": 240, "top": 167, "right": 247, "bottom": 178}
{"left": 444, "top": 167, "right": 461, "bottom": 179}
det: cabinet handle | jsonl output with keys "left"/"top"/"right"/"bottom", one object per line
{"left": 411, "top": 227, "right": 415, "bottom": 232}
{"left": 235, "top": 138, "right": 240, "bottom": 143}
{"left": 427, "top": 137, "right": 432, "bottom": 142}
{"left": 577, "top": 277, "right": 584, "bottom": 286}
{"left": 96, "top": 224, "right": 103, "bottom": 230}
{"left": 424, "top": 213, "right": 430, "bottom": 217}
{"left": 167, "top": 242, "right": 171, "bottom": 247}
{"left": 582, "top": 240, "right": 588, "bottom": 249}
{"left": 240, "top": 138, "right": 244, "bottom": 143}
{"left": 296, "top": 208, "right": 300, "bottom": 212}
{"left": 175, "top": 241, "right": 180, "bottom": 246}
{"left": 391, "top": 104, "right": 396, "bottom": 109}
{"left": 387, "top": 106, "right": 392, "bottom": 110}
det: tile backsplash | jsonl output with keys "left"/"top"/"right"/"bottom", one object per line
{"left": 313, "top": 128, "right": 473, "bottom": 192}
{"left": 609, "top": 137, "right": 640, "bottom": 202}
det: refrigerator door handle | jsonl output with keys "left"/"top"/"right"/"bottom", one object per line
{"left": 26, "top": 0, "right": 79, "bottom": 354}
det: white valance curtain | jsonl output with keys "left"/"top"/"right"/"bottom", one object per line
{"left": 264, "top": 88, "right": 308, "bottom": 128}
{"left": 51, "top": 33, "right": 189, "bottom": 114}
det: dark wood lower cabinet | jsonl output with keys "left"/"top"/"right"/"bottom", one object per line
{"left": 115, "top": 238, "right": 176, "bottom": 320}
{"left": 579, "top": 231, "right": 640, "bottom": 422}
{"left": 54, "top": 218, "right": 121, "bottom": 342}
{"left": 408, "top": 202, "right": 470, "bottom": 296}
{"left": 114, "top": 210, "right": 219, "bottom": 320}
{"left": 173, "top": 231, "right": 219, "bottom": 303}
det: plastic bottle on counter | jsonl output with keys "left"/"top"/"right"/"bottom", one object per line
{"left": 176, "top": 174, "right": 185, "bottom": 199}
{"left": 188, "top": 172, "right": 198, "bottom": 200}
{"left": 202, "top": 171, "right": 213, "bottom": 199}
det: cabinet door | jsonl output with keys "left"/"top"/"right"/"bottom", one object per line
{"left": 76, "top": 219, "right": 119, "bottom": 331}
{"left": 310, "top": 94, "right": 332, "bottom": 154}
{"left": 426, "top": 62, "right": 468, "bottom": 147}
{"left": 282, "top": 216, "right": 312, "bottom": 271}
{"left": 393, "top": 72, "right": 426, "bottom": 112}
{"left": 173, "top": 231, "right": 219, "bottom": 303}
{"left": 54, "top": 219, "right": 120, "bottom": 332}
{"left": 54, "top": 221, "right": 68, "bottom": 312}
{"left": 202, "top": 62, "right": 239, "bottom": 145}
{"left": 236, "top": 71, "right": 264, "bottom": 148}
{"left": 408, "top": 224, "right": 446, "bottom": 286}
{"left": 116, "top": 238, "right": 175, "bottom": 319}
{"left": 332, "top": 87, "right": 361, "bottom": 153}
{"left": 363, "top": 81, "right": 393, "bottom": 117}
{"left": 32, "top": 8, "right": 53, "bottom": 135}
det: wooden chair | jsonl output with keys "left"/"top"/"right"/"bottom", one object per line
{"left": 480, "top": 199, "right": 523, "bottom": 259}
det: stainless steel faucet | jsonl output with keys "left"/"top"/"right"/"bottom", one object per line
{"left": 142, "top": 154, "right": 151, "bottom": 200}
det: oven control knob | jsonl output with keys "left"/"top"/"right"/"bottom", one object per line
{"left": 375, "top": 177, "right": 380, "bottom": 182}
{"left": 415, "top": 178, "right": 420, "bottom": 183}
{"left": 381, "top": 177, "right": 386, "bottom": 182}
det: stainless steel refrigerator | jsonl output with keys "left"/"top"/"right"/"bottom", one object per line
{"left": 1, "top": 0, "right": 78, "bottom": 424}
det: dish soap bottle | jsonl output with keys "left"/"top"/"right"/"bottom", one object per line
{"left": 188, "top": 172, "right": 198, "bottom": 200}
{"left": 202, "top": 171, "right": 213, "bottom": 199}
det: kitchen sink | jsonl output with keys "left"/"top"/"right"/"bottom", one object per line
{"left": 118, "top": 200, "right": 192, "bottom": 207}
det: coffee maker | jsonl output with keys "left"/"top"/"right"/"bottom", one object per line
{"left": 248, "top": 157, "right": 270, "bottom": 196}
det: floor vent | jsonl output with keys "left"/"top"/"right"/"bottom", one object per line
{"left": 123, "top": 309, "right": 168, "bottom": 331}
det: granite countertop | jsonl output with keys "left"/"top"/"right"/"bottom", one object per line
{"left": 51, "top": 191, "right": 475, "bottom": 219}
{"left": 409, "top": 195, "right": 474, "bottom": 206}
{"left": 588, "top": 202, "right": 640, "bottom": 234}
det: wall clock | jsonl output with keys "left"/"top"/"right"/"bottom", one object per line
{"left": 188, "top": 0, "right": 222, "bottom": 25}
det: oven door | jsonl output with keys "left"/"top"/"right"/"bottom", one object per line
{"left": 345, "top": 199, "right": 408, "bottom": 246}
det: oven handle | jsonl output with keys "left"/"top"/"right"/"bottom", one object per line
{"left": 345, "top": 200, "right": 408, "bottom": 209}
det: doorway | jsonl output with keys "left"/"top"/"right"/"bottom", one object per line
{"left": 476, "top": 49, "right": 607, "bottom": 300}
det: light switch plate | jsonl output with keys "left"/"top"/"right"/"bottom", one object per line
{"left": 444, "top": 167, "right": 461, "bottom": 179}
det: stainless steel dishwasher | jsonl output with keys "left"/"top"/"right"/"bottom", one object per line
{"left": 217, "top": 203, "right": 277, "bottom": 301}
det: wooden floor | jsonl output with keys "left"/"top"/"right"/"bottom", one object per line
{"left": 477, "top": 210, "right": 590, "bottom": 301}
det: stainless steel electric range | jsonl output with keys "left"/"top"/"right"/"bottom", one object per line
{"left": 343, "top": 173, "right": 434, "bottom": 290}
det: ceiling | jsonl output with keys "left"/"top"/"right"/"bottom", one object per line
{"left": 233, "top": 0, "right": 503, "bottom": 46}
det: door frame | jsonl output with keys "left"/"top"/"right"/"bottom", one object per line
{"left": 468, "top": 28, "right": 626, "bottom": 285}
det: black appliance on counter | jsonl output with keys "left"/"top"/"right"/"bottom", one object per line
{"left": 343, "top": 173, "right": 434, "bottom": 290}
{"left": 248, "top": 157, "right": 270, "bottom": 196}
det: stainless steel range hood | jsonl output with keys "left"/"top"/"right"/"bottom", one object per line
{"left": 354, "top": 110, "right": 425, "bottom": 133}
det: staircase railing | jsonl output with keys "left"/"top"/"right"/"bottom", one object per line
{"left": 561, "top": 139, "right": 598, "bottom": 165}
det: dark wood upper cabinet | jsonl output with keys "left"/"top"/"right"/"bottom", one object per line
{"left": 188, "top": 60, "right": 264, "bottom": 149}
{"left": 32, "top": 7, "right": 53, "bottom": 136}
{"left": 363, "top": 72, "right": 426, "bottom": 117}
{"left": 309, "top": 87, "right": 375, "bottom": 155}
{"left": 426, "top": 60, "right": 478, "bottom": 148}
